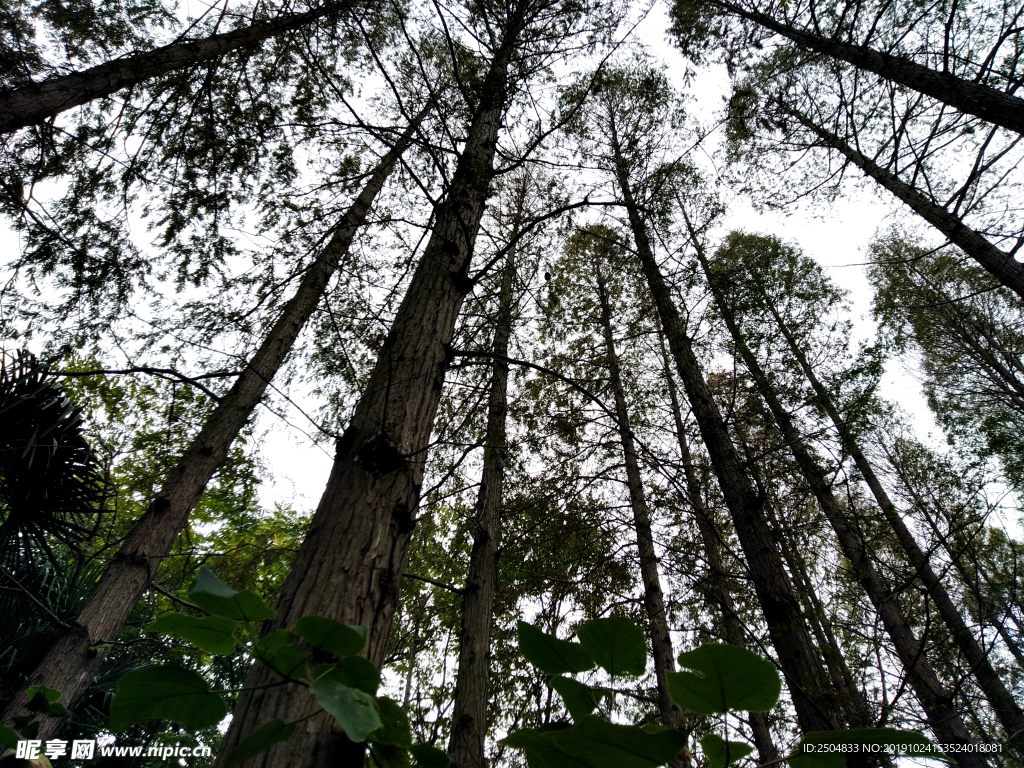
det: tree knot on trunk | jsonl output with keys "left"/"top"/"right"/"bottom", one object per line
{"left": 392, "top": 500, "right": 416, "bottom": 534}
{"left": 450, "top": 267, "right": 475, "bottom": 295}
{"left": 357, "top": 434, "right": 409, "bottom": 475}
{"left": 149, "top": 495, "right": 172, "bottom": 515}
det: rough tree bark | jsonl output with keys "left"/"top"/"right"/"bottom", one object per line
{"left": 446, "top": 223, "right": 519, "bottom": 768}
{"left": 213, "top": 29, "right": 519, "bottom": 768}
{"left": 0, "top": 118, "right": 418, "bottom": 738}
{"left": 687, "top": 0, "right": 1024, "bottom": 136}
{"left": 608, "top": 132, "right": 844, "bottom": 734}
{"left": 658, "top": 337, "right": 779, "bottom": 764}
{"left": 594, "top": 261, "right": 682, "bottom": 733}
{"left": 784, "top": 106, "right": 1024, "bottom": 301}
{"left": 0, "top": 0, "right": 360, "bottom": 134}
{"left": 757, "top": 275, "right": 1024, "bottom": 753}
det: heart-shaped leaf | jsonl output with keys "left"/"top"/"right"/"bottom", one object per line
{"left": 147, "top": 613, "right": 238, "bottom": 655}
{"left": 667, "top": 644, "right": 780, "bottom": 714}
{"left": 293, "top": 616, "right": 366, "bottom": 657}
{"left": 309, "top": 680, "right": 381, "bottom": 742}
{"left": 109, "top": 666, "right": 227, "bottom": 732}
{"left": 701, "top": 733, "right": 753, "bottom": 768}
{"left": 517, "top": 621, "right": 595, "bottom": 675}
{"left": 189, "top": 566, "right": 276, "bottom": 621}
{"left": 576, "top": 617, "right": 647, "bottom": 677}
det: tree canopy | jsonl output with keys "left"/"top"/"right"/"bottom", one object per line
{"left": 1, "top": 1, "right": 1023, "bottom": 767}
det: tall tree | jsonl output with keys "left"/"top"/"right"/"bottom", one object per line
{"left": 697, "top": 227, "right": 986, "bottom": 763}
{"left": 0, "top": 0, "right": 368, "bottom": 134}
{"left": 586, "top": 232, "right": 682, "bottom": 733}
{"left": 658, "top": 337, "right": 780, "bottom": 764}
{"left": 447, "top": 179, "right": 525, "bottom": 768}
{"left": 726, "top": 232, "right": 1024, "bottom": 753}
{"left": 568, "top": 63, "right": 848, "bottom": 734}
{"left": 869, "top": 233, "right": 1024, "bottom": 490}
{"left": 215, "top": 2, "right": 617, "bottom": 765}
{"left": 1, "top": 116, "right": 422, "bottom": 738}
{"left": 669, "top": 0, "right": 1024, "bottom": 135}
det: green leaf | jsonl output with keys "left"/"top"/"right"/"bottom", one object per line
{"left": 550, "top": 676, "right": 602, "bottom": 721}
{"left": 311, "top": 657, "right": 381, "bottom": 695}
{"left": 410, "top": 744, "right": 452, "bottom": 768}
{"left": 254, "top": 630, "right": 310, "bottom": 679}
{"left": 789, "top": 729, "right": 945, "bottom": 768}
{"left": 0, "top": 725, "right": 20, "bottom": 749}
{"left": 701, "top": 733, "right": 753, "bottom": 768}
{"left": 109, "top": 666, "right": 227, "bottom": 732}
{"left": 189, "top": 566, "right": 276, "bottom": 621}
{"left": 369, "top": 697, "right": 413, "bottom": 748}
{"left": 225, "top": 719, "right": 297, "bottom": 768}
{"left": 370, "top": 743, "right": 413, "bottom": 768}
{"left": 576, "top": 617, "right": 647, "bottom": 676}
{"left": 147, "top": 613, "right": 239, "bottom": 655}
{"left": 517, "top": 621, "right": 595, "bottom": 675}
{"left": 501, "top": 730, "right": 594, "bottom": 768}
{"left": 667, "top": 644, "right": 780, "bottom": 714}
{"left": 26, "top": 686, "right": 60, "bottom": 704}
{"left": 293, "top": 616, "right": 366, "bottom": 657}
{"left": 309, "top": 680, "right": 381, "bottom": 742}
{"left": 551, "top": 715, "right": 689, "bottom": 768}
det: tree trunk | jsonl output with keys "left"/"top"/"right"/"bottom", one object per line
{"left": 702, "top": 244, "right": 986, "bottom": 763}
{"left": 784, "top": 106, "right": 1024, "bottom": 301}
{"left": 658, "top": 337, "right": 779, "bottom": 764}
{"left": 0, "top": 1, "right": 360, "bottom": 134}
{"left": 213, "top": 41, "right": 515, "bottom": 768}
{"left": 701, "top": 0, "right": 1024, "bottom": 136}
{"left": 609, "top": 139, "right": 844, "bottom": 734}
{"left": 447, "top": 228, "right": 519, "bottom": 768}
{"left": 1, "top": 119, "right": 418, "bottom": 738}
{"left": 594, "top": 263, "right": 682, "bottom": 733}
{"left": 758, "top": 276, "right": 1024, "bottom": 753}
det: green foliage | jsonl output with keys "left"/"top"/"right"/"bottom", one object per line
{"left": 0, "top": 351, "right": 105, "bottom": 562}
{"left": 576, "top": 616, "right": 647, "bottom": 676}
{"left": 667, "top": 644, "right": 781, "bottom": 714}
{"left": 517, "top": 620, "right": 596, "bottom": 674}
{"left": 224, "top": 719, "right": 297, "bottom": 768}
{"left": 409, "top": 743, "right": 453, "bottom": 768}
{"left": 699, "top": 734, "right": 754, "bottom": 768}
{"left": 549, "top": 676, "right": 605, "bottom": 721}
{"left": 309, "top": 680, "right": 382, "bottom": 741}
{"left": 294, "top": 615, "right": 367, "bottom": 657}
{"left": 145, "top": 613, "right": 239, "bottom": 655}
{"left": 108, "top": 566, "right": 447, "bottom": 767}
{"left": 109, "top": 666, "right": 228, "bottom": 732}
{"left": 189, "top": 565, "right": 278, "bottom": 622}
{"left": 506, "top": 617, "right": 941, "bottom": 768}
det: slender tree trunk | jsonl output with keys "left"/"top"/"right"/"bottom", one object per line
{"left": 757, "top": 278, "right": 1024, "bottom": 752}
{"left": 764, "top": 502, "right": 871, "bottom": 729}
{"left": 1, "top": 120, "right": 418, "bottom": 737}
{"left": 593, "top": 263, "right": 682, "bottom": 733}
{"left": 213, "top": 39, "right": 517, "bottom": 768}
{"left": 696, "top": 238, "right": 987, "bottom": 762}
{"left": 700, "top": 0, "right": 1024, "bottom": 136}
{"left": 658, "top": 337, "right": 779, "bottom": 764}
{"left": 446, "top": 231, "right": 519, "bottom": 768}
{"left": 0, "top": 1, "right": 360, "bottom": 134}
{"left": 608, "top": 137, "right": 844, "bottom": 735}
{"left": 783, "top": 106, "right": 1024, "bottom": 301}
